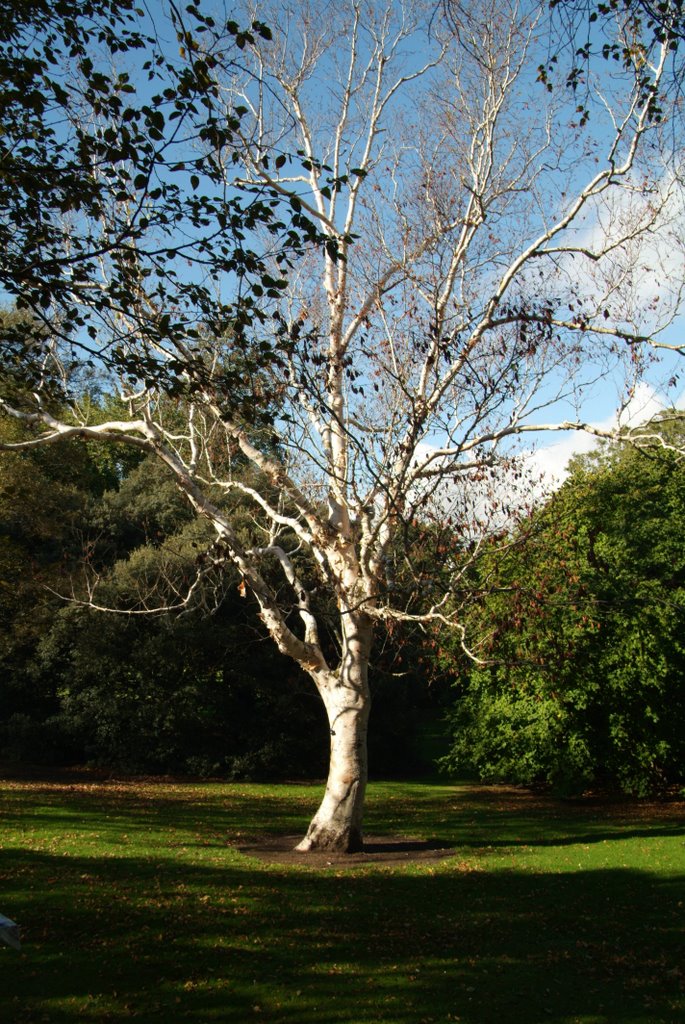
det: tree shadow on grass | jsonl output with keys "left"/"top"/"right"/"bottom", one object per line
{"left": 442, "top": 823, "right": 685, "bottom": 850}
{"left": 2, "top": 844, "right": 684, "bottom": 1024}
{"left": 0, "top": 781, "right": 316, "bottom": 840}
{"left": 3, "top": 778, "right": 682, "bottom": 855}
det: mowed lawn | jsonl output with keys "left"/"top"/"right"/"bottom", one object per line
{"left": 1, "top": 775, "right": 683, "bottom": 1024}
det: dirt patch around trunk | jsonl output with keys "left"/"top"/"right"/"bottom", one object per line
{"left": 235, "top": 834, "right": 457, "bottom": 868}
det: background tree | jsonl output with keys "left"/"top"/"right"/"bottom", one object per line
{"left": 34, "top": 455, "right": 331, "bottom": 778}
{"left": 1, "top": 0, "right": 683, "bottom": 850}
{"left": 441, "top": 414, "right": 685, "bottom": 795}
{"left": 1, "top": 417, "right": 432, "bottom": 777}
{"left": 0, "top": 394, "right": 120, "bottom": 763}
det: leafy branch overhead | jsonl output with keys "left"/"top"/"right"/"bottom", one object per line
{"left": 0, "top": 0, "right": 330, "bottom": 404}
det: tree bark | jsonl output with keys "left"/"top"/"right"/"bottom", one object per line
{"left": 296, "top": 610, "right": 372, "bottom": 853}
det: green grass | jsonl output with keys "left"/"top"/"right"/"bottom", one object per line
{"left": 1, "top": 775, "right": 683, "bottom": 1023}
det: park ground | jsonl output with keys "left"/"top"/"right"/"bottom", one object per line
{"left": 1, "top": 772, "right": 683, "bottom": 1024}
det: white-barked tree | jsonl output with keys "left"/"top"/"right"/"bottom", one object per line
{"left": 1, "top": 0, "right": 683, "bottom": 850}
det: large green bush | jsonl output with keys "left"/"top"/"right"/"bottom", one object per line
{"left": 442, "top": 416, "right": 685, "bottom": 795}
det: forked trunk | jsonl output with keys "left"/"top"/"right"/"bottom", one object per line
{"left": 296, "top": 611, "right": 372, "bottom": 853}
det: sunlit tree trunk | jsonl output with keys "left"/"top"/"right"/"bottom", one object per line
{"left": 296, "top": 610, "right": 373, "bottom": 852}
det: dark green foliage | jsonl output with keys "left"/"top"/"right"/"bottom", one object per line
{"left": 0, "top": 427, "right": 431, "bottom": 778}
{"left": 442, "top": 416, "right": 685, "bottom": 795}
{"left": 40, "top": 598, "right": 328, "bottom": 779}
{"left": 0, "top": 399, "right": 127, "bottom": 764}
{"left": 0, "top": 431, "right": 325, "bottom": 776}
{"left": 0, "top": 1, "right": 327, "bottom": 414}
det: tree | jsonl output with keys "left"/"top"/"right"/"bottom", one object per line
{"left": 34, "top": 453, "right": 331, "bottom": 778}
{"left": 1, "top": 0, "right": 683, "bottom": 850}
{"left": 0, "top": 390, "right": 119, "bottom": 764}
{"left": 441, "top": 414, "right": 685, "bottom": 795}
{"left": 0, "top": 413, "right": 431, "bottom": 775}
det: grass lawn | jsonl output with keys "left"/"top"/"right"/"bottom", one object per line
{"left": 1, "top": 774, "right": 683, "bottom": 1023}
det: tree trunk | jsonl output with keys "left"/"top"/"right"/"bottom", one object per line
{"left": 296, "top": 611, "right": 372, "bottom": 853}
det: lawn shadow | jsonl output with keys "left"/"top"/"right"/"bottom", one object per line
{"left": 2, "top": 843, "right": 684, "bottom": 1024}
{"left": 451, "top": 823, "right": 685, "bottom": 848}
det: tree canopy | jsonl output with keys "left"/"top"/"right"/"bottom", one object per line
{"left": 0, "top": 0, "right": 323, "bottom": 404}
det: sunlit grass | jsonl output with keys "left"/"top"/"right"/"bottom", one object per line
{"left": 1, "top": 775, "right": 683, "bottom": 1023}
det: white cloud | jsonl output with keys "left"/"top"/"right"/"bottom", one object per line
{"left": 409, "top": 383, "right": 684, "bottom": 537}
{"left": 526, "top": 381, "right": 685, "bottom": 489}
{"left": 559, "top": 168, "right": 685, "bottom": 333}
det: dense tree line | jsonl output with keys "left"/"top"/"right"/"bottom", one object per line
{"left": 4, "top": 400, "right": 683, "bottom": 795}
{"left": 0, "top": 397, "right": 436, "bottom": 778}
{"left": 3, "top": 397, "right": 684, "bottom": 793}
{"left": 441, "top": 416, "right": 685, "bottom": 796}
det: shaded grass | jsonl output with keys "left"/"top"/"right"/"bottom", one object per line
{"left": 1, "top": 776, "right": 683, "bottom": 1023}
